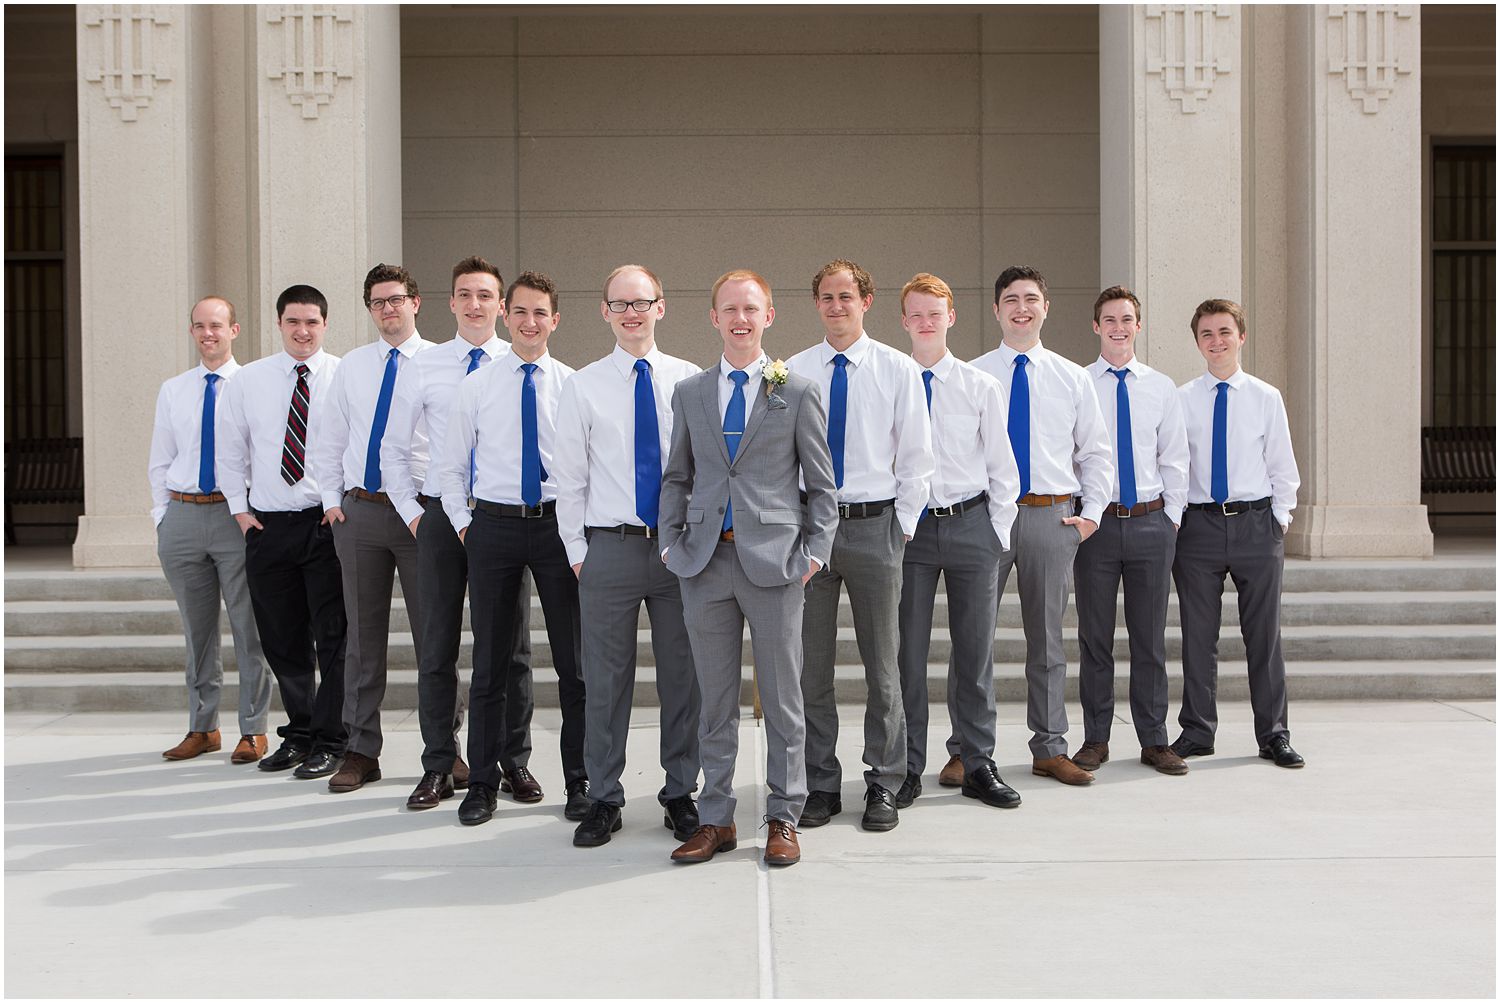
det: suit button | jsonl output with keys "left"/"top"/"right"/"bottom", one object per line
{"left": 729, "top": 469, "right": 737, "bottom": 477}
{"left": 718, "top": 506, "right": 725, "bottom": 514}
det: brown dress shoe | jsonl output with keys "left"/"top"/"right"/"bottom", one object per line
{"left": 1072, "top": 741, "right": 1109, "bottom": 771}
{"left": 407, "top": 770, "right": 455, "bottom": 809}
{"left": 937, "top": 754, "right": 965, "bottom": 787}
{"left": 501, "top": 767, "right": 543, "bottom": 803}
{"left": 671, "top": 823, "right": 738, "bottom": 863}
{"left": 230, "top": 735, "right": 268, "bottom": 764}
{"left": 328, "top": 752, "right": 382, "bottom": 793}
{"left": 452, "top": 755, "right": 470, "bottom": 790}
{"left": 764, "top": 819, "right": 800, "bottom": 866}
{"left": 1141, "top": 745, "right": 1189, "bottom": 775}
{"left": 1032, "top": 754, "right": 1095, "bottom": 785}
{"left": 163, "top": 730, "right": 221, "bottom": 761}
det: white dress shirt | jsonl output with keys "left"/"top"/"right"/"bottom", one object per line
{"left": 786, "top": 332, "right": 934, "bottom": 536}
{"left": 920, "top": 351, "right": 1020, "bottom": 551}
{"left": 380, "top": 333, "right": 509, "bottom": 526}
{"left": 216, "top": 349, "right": 341, "bottom": 515}
{"left": 439, "top": 348, "right": 576, "bottom": 533}
{"left": 552, "top": 344, "right": 703, "bottom": 566}
{"left": 148, "top": 359, "right": 242, "bottom": 526}
{"left": 717, "top": 354, "right": 766, "bottom": 416}
{"left": 1179, "top": 368, "right": 1301, "bottom": 528}
{"left": 971, "top": 342, "right": 1114, "bottom": 524}
{"left": 310, "top": 331, "right": 433, "bottom": 511}
{"left": 1086, "top": 356, "right": 1190, "bottom": 525}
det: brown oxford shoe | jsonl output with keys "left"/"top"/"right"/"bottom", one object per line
{"left": 1032, "top": 753, "right": 1095, "bottom": 786}
{"left": 1071, "top": 741, "right": 1110, "bottom": 772}
{"left": 406, "top": 770, "right": 455, "bottom": 810}
{"left": 1141, "top": 745, "right": 1189, "bottom": 776}
{"left": 163, "top": 730, "right": 221, "bottom": 761}
{"left": 937, "top": 754, "right": 965, "bottom": 787}
{"left": 670, "top": 823, "right": 738, "bottom": 863}
{"left": 328, "top": 752, "right": 381, "bottom": 793}
{"left": 230, "top": 734, "right": 268, "bottom": 764}
{"left": 501, "top": 766, "right": 543, "bottom": 803}
{"left": 452, "top": 755, "right": 470, "bottom": 790}
{"left": 763, "top": 818, "right": 800, "bottom": 866}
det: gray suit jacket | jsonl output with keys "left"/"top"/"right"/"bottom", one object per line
{"left": 660, "top": 366, "right": 838, "bottom": 588}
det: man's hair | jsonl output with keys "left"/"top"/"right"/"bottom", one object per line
{"left": 711, "top": 269, "right": 774, "bottom": 310}
{"left": 1190, "top": 298, "right": 1248, "bottom": 337}
{"left": 994, "top": 265, "right": 1048, "bottom": 304}
{"left": 507, "top": 270, "right": 559, "bottom": 313}
{"left": 602, "top": 264, "right": 663, "bottom": 302}
{"left": 190, "top": 295, "right": 236, "bottom": 328}
{"left": 276, "top": 284, "right": 328, "bottom": 321}
{"left": 451, "top": 255, "right": 503, "bottom": 294}
{"left": 900, "top": 273, "right": 954, "bottom": 313}
{"left": 813, "top": 258, "right": 875, "bottom": 300}
{"left": 1093, "top": 285, "right": 1142, "bottom": 324}
{"left": 363, "top": 263, "right": 418, "bottom": 306}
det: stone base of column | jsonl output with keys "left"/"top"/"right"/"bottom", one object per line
{"left": 72, "top": 515, "right": 159, "bottom": 568}
{"left": 1285, "top": 504, "right": 1434, "bottom": 558}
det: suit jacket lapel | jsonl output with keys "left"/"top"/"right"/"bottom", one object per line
{"left": 698, "top": 372, "right": 732, "bottom": 467}
{"left": 734, "top": 381, "right": 771, "bottom": 463}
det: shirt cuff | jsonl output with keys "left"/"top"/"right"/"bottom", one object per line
{"left": 321, "top": 490, "right": 344, "bottom": 512}
{"left": 564, "top": 539, "right": 588, "bottom": 567}
{"left": 1078, "top": 502, "right": 1106, "bottom": 524}
{"left": 151, "top": 505, "right": 167, "bottom": 527}
{"left": 1165, "top": 504, "right": 1185, "bottom": 526}
{"left": 395, "top": 498, "right": 423, "bottom": 526}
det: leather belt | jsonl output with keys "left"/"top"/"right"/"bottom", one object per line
{"left": 169, "top": 491, "right": 225, "bottom": 504}
{"left": 1186, "top": 497, "right": 1272, "bottom": 516}
{"left": 837, "top": 498, "right": 895, "bottom": 519}
{"left": 1104, "top": 497, "right": 1165, "bottom": 519}
{"left": 928, "top": 492, "right": 987, "bottom": 518}
{"left": 474, "top": 499, "right": 556, "bottom": 519}
{"left": 1018, "top": 493, "right": 1073, "bottom": 507}
{"left": 348, "top": 487, "right": 390, "bottom": 505}
{"left": 587, "top": 524, "right": 659, "bottom": 540}
{"left": 719, "top": 529, "right": 735, "bottom": 542}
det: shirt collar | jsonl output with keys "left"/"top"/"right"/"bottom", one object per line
{"left": 719, "top": 355, "right": 766, "bottom": 381}
{"left": 922, "top": 350, "right": 957, "bottom": 382}
{"left": 508, "top": 349, "right": 553, "bottom": 373}
{"left": 610, "top": 342, "right": 660, "bottom": 379}
{"left": 998, "top": 341, "right": 1044, "bottom": 366}
{"left": 280, "top": 350, "right": 326, "bottom": 374}
{"left": 451, "top": 333, "right": 504, "bottom": 361}
{"left": 195, "top": 359, "right": 239, "bottom": 379}
{"left": 1091, "top": 355, "right": 1141, "bottom": 379}
{"left": 383, "top": 331, "right": 426, "bottom": 359}
{"left": 1202, "top": 367, "right": 1248, "bottom": 390}
{"left": 818, "top": 331, "right": 870, "bottom": 366}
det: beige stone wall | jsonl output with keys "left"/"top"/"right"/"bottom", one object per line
{"left": 400, "top": 7, "right": 1101, "bottom": 370}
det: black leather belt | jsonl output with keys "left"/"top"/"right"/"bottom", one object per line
{"left": 474, "top": 499, "right": 556, "bottom": 519}
{"left": 1186, "top": 497, "right": 1271, "bottom": 516}
{"left": 837, "top": 498, "right": 894, "bottom": 519}
{"left": 587, "top": 524, "right": 658, "bottom": 539}
{"left": 928, "top": 492, "right": 987, "bottom": 518}
{"left": 1104, "top": 497, "right": 1165, "bottom": 519}
{"left": 252, "top": 506, "right": 322, "bottom": 522}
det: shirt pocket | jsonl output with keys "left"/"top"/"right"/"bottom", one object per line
{"left": 936, "top": 414, "right": 981, "bottom": 455}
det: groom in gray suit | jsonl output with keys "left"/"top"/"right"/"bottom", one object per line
{"left": 659, "top": 269, "right": 838, "bottom": 867}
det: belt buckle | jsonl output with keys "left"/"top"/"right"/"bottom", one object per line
{"left": 642, "top": 525, "right": 657, "bottom": 539}
{"left": 931, "top": 504, "right": 956, "bottom": 518}
{"left": 1115, "top": 504, "right": 1132, "bottom": 519}
{"left": 1220, "top": 502, "right": 1240, "bottom": 517}
{"left": 838, "top": 503, "right": 852, "bottom": 519}
{"left": 523, "top": 504, "right": 546, "bottom": 519}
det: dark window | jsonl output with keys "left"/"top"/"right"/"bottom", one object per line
{"left": 5, "top": 154, "right": 68, "bottom": 442}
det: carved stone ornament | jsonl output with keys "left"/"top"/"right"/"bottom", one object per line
{"left": 266, "top": 6, "right": 354, "bottom": 120}
{"left": 1145, "top": 4, "right": 1234, "bottom": 114}
{"left": 81, "top": 6, "right": 174, "bottom": 123}
{"left": 1328, "top": 5, "right": 1414, "bottom": 114}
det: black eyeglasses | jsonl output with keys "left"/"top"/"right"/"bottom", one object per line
{"left": 368, "top": 294, "right": 413, "bottom": 311}
{"left": 605, "top": 298, "right": 660, "bottom": 314}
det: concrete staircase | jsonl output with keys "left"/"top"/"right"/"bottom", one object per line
{"left": 4, "top": 544, "right": 1495, "bottom": 712}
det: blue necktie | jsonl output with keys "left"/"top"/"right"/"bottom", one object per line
{"left": 922, "top": 369, "right": 933, "bottom": 413}
{"left": 199, "top": 372, "right": 220, "bottom": 494}
{"left": 723, "top": 369, "right": 748, "bottom": 531}
{"left": 634, "top": 358, "right": 661, "bottom": 528}
{"left": 363, "top": 347, "right": 399, "bottom": 492}
{"left": 828, "top": 353, "right": 849, "bottom": 489}
{"left": 466, "top": 347, "right": 485, "bottom": 494}
{"left": 1109, "top": 368, "right": 1138, "bottom": 509}
{"left": 1009, "top": 355, "right": 1030, "bottom": 500}
{"left": 520, "top": 362, "right": 543, "bottom": 507}
{"left": 1211, "top": 381, "right": 1230, "bottom": 504}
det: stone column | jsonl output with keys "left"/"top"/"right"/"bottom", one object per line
{"left": 1099, "top": 4, "right": 1244, "bottom": 382}
{"left": 1282, "top": 6, "right": 1432, "bottom": 557}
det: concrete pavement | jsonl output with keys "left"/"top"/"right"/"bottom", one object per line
{"left": 5, "top": 701, "right": 1495, "bottom": 997}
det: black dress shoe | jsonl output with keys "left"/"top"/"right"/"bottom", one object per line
{"left": 662, "top": 794, "right": 700, "bottom": 841}
{"left": 564, "top": 778, "right": 591, "bottom": 821}
{"left": 500, "top": 766, "right": 544, "bottom": 803}
{"left": 1169, "top": 735, "right": 1216, "bottom": 759}
{"left": 1259, "top": 736, "right": 1305, "bottom": 768}
{"left": 292, "top": 750, "right": 342, "bottom": 779}
{"left": 573, "top": 802, "right": 623, "bottom": 847}
{"left": 257, "top": 743, "right": 309, "bottom": 773}
{"left": 961, "top": 762, "right": 1023, "bottom": 809}
{"left": 861, "top": 783, "right": 899, "bottom": 832}
{"left": 458, "top": 783, "right": 498, "bottom": 825}
{"left": 406, "top": 771, "right": 455, "bottom": 810}
{"left": 799, "top": 790, "right": 842, "bottom": 828}
{"left": 894, "top": 772, "right": 922, "bottom": 809}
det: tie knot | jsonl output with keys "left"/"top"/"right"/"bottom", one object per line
{"left": 833, "top": 353, "right": 849, "bottom": 369}
{"left": 469, "top": 347, "right": 485, "bottom": 363}
{"left": 922, "top": 370, "right": 934, "bottom": 386}
{"left": 1216, "top": 381, "right": 1230, "bottom": 392}
{"left": 634, "top": 358, "right": 651, "bottom": 375}
{"left": 1110, "top": 368, "right": 1128, "bottom": 382}
{"left": 729, "top": 370, "right": 749, "bottom": 388}
{"left": 388, "top": 347, "right": 400, "bottom": 360}
{"left": 204, "top": 372, "right": 220, "bottom": 385}
{"left": 1014, "top": 355, "right": 1028, "bottom": 369}
{"left": 521, "top": 362, "right": 538, "bottom": 376}
{"left": 294, "top": 363, "right": 309, "bottom": 378}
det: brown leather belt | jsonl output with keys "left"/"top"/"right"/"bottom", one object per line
{"left": 719, "top": 530, "right": 735, "bottom": 542}
{"left": 169, "top": 491, "right": 225, "bottom": 504}
{"left": 1018, "top": 493, "right": 1072, "bottom": 507}
{"left": 348, "top": 487, "right": 390, "bottom": 505}
{"left": 1104, "top": 497, "right": 1165, "bottom": 519}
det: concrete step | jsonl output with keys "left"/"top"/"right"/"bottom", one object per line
{"left": 5, "top": 591, "right": 1494, "bottom": 638}
{"left": 5, "top": 622, "right": 1494, "bottom": 675}
{"left": 4, "top": 659, "right": 1491, "bottom": 714}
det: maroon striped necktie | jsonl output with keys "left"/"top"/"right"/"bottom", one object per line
{"left": 280, "top": 363, "right": 311, "bottom": 485}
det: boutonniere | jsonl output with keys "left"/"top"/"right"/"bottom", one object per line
{"left": 764, "top": 359, "right": 790, "bottom": 408}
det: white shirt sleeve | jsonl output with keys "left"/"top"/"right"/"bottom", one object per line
{"left": 147, "top": 383, "right": 175, "bottom": 527}
{"left": 310, "top": 364, "right": 352, "bottom": 512}
{"left": 891, "top": 363, "right": 935, "bottom": 537}
{"left": 979, "top": 376, "right": 1020, "bottom": 551}
{"left": 439, "top": 375, "right": 480, "bottom": 533}
{"left": 381, "top": 365, "right": 426, "bottom": 527}
{"left": 1157, "top": 382, "right": 1190, "bottom": 526}
{"left": 550, "top": 375, "right": 591, "bottom": 567}
{"left": 1071, "top": 370, "right": 1115, "bottom": 524}
{"left": 1265, "top": 387, "right": 1301, "bottom": 528}
{"left": 215, "top": 375, "right": 253, "bottom": 517}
